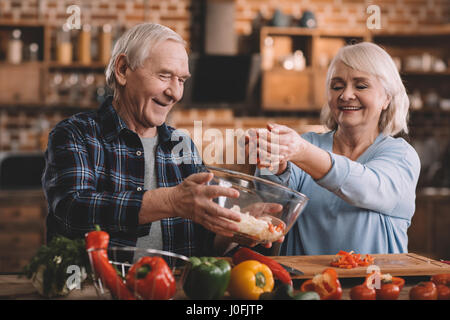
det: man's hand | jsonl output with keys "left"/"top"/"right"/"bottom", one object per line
{"left": 169, "top": 172, "right": 242, "bottom": 237}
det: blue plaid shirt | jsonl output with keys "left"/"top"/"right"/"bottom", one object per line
{"left": 42, "top": 96, "right": 214, "bottom": 260}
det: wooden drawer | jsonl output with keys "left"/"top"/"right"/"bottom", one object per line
{"left": 0, "top": 205, "right": 42, "bottom": 224}
{"left": 0, "top": 252, "right": 38, "bottom": 273}
{"left": 0, "top": 232, "right": 42, "bottom": 251}
{"left": 0, "top": 63, "right": 42, "bottom": 103}
{"left": 262, "top": 69, "right": 313, "bottom": 110}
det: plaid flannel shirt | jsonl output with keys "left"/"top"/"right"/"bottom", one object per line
{"left": 42, "top": 96, "right": 214, "bottom": 260}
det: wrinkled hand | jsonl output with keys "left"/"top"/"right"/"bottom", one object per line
{"left": 252, "top": 123, "right": 306, "bottom": 174}
{"left": 170, "top": 172, "right": 241, "bottom": 237}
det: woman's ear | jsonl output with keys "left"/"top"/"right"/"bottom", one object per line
{"left": 114, "top": 54, "right": 128, "bottom": 86}
{"left": 382, "top": 95, "right": 392, "bottom": 110}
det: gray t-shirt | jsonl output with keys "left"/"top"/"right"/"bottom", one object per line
{"left": 135, "top": 135, "right": 163, "bottom": 254}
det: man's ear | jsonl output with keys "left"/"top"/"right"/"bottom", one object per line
{"left": 114, "top": 54, "right": 128, "bottom": 86}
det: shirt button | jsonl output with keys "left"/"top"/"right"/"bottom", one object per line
{"left": 137, "top": 187, "right": 142, "bottom": 191}
{"left": 136, "top": 151, "right": 142, "bottom": 156}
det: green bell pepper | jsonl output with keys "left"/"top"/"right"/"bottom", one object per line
{"left": 183, "top": 257, "right": 231, "bottom": 300}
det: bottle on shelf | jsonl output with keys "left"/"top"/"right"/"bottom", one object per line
{"left": 98, "top": 24, "right": 112, "bottom": 65}
{"left": 28, "top": 43, "right": 39, "bottom": 62}
{"left": 56, "top": 24, "right": 73, "bottom": 65}
{"left": 7, "top": 29, "right": 23, "bottom": 64}
{"left": 78, "top": 24, "right": 92, "bottom": 65}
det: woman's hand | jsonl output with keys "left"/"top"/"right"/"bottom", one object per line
{"left": 252, "top": 123, "right": 307, "bottom": 174}
{"left": 169, "top": 172, "right": 242, "bottom": 237}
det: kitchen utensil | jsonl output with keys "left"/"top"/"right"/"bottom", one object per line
{"left": 202, "top": 165, "right": 309, "bottom": 246}
{"left": 279, "top": 263, "right": 304, "bottom": 275}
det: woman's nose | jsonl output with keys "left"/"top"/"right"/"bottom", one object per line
{"left": 339, "top": 85, "right": 356, "bottom": 101}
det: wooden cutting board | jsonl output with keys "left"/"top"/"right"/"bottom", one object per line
{"left": 272, "top": 253, "right": 450, "bottom": 279}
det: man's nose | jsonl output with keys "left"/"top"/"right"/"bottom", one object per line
{"left": 165, "top": 80, "right": 183, "bottom": 102}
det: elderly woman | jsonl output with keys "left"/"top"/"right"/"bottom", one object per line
{"left": 42, "top": 23, "right": 242, "bottom": 260}
{"left": 254, "top": 42, "right": 420, "bottom": 255}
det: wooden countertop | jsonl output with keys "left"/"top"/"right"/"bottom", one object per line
{"left": 0, "top": 273, "right": 433, "bottom": 300}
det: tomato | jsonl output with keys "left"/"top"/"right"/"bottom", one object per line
{"left": 376, "top": 283, "right": 400, "bottom": 300}
{"left": 365, "top": 272, "right": 405, "bottom": 290}
{"left": 436, "top": 284, "right": 450, "bottom": 300}
{"left": 350, "top": 284, "right": 376, "bottom": 300}
{"left": 409, "top": 281, "right": 438, "bottom": 300}
{"left": 431, "top": 273, "right": 450, "bottom": 286}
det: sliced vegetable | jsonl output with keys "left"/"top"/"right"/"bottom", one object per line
{"left": 183, "top": 257, "right": 231, "bottom": 300}
{"left": 125, "top": 256, "right": 176, "bottom": 300}
{"left": 232, "top": 247, "right": 292, "bottom": 286}
{"left": 330, "top": 250, "right": 374, "bottom": 269}
{"left": 300, "top": 268, "right": 342, "bottom": 300}
{"left": 409, "top": 281, "right": 438, "bottom": 300}
{"left": 85, "top": 226, "right": 135, "bottom": 300}
{"left": 228, "top": 260, "right": 274, "bottom": 300}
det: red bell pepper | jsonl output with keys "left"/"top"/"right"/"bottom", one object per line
{"left": 300, "top": 268, "right": 342, "bottom": 300}
{"left": 232, "top": 247, "right": 292, "bottom": 286}
{"left": 365, "top": 271, "right": 405, "bottom": 289}
{"left": 125, "top": 256, "right": 176, "bottom": 300}
{"left": 85, "top": 226, "right": 135, "bottom": 300}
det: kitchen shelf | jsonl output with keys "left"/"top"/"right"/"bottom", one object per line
{"left": 259, "top": 25, "right": 450, "bottom": 111}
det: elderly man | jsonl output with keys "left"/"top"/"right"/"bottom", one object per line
{"left": 42, "top": 23, "right": 241, "bottom": 259}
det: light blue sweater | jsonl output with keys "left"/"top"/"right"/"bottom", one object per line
{"left": 256, "top": 131, "right": 421, "bottom": 255}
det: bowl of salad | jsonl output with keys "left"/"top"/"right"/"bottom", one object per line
{"left": 202, "top": 165, "right": 309, "bottom": 246}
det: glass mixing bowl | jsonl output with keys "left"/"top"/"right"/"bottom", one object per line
{"left": 203, "top": 165, "right": 309, "bottom": 246}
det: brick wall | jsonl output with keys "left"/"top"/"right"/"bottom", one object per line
{"left": 235, "top": 0, "right": 450, "bottom": 35}
{"left": 1, "top": 0, "right": 448, "bottom": 46}
{"left": 0, "top": 0, "right": 192, "bottom": 41}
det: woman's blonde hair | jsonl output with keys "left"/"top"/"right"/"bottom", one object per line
{"left": 105, "top": 23, "right": 186, "bottom": 100}
{"left": 320, "top": 42, "right": 409, "bottom": 136}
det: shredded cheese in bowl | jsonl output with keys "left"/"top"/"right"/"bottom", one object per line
{"left": 229, "top": 205, "right": 285, "bottom": 243}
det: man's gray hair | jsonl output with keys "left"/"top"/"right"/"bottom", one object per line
{"left": 105, "top": 23, "right": 186, "bottom": 98}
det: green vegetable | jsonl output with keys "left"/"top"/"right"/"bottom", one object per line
{"left": 259, "top": 283, "right": 320, "bottom": 300}
{"left": 22, "top": 236, "right": 91, "bottom": 298}
{"left": 183, "top": 257, "right": 231, "bottom": 300}
{"left": 292, "top": 291, "right": 320, "bottom": 300}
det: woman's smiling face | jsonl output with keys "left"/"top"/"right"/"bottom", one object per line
{"left": 328, "top": 60, "right": 391, "bottom": 135}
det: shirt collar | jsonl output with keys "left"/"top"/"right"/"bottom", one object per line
{"left": 99, "top": 96, "right": 173, "bottom": 145}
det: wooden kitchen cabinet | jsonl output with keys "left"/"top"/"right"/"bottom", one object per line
{"left": 0, "top": 190, "right": 46, "bottom": 273}
{"left": 259, "top": 27, "right": 368, "bottom": 111}
{"left": 408, "top": 191, "right": 450, "bottom": 260}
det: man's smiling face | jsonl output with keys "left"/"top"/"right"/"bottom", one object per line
{"left": 123, "top": 39, "right": 190, "bottom": 129}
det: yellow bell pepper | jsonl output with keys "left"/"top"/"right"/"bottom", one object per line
{"left": 228, "top": 260, "right": 274, "bottom": 300}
